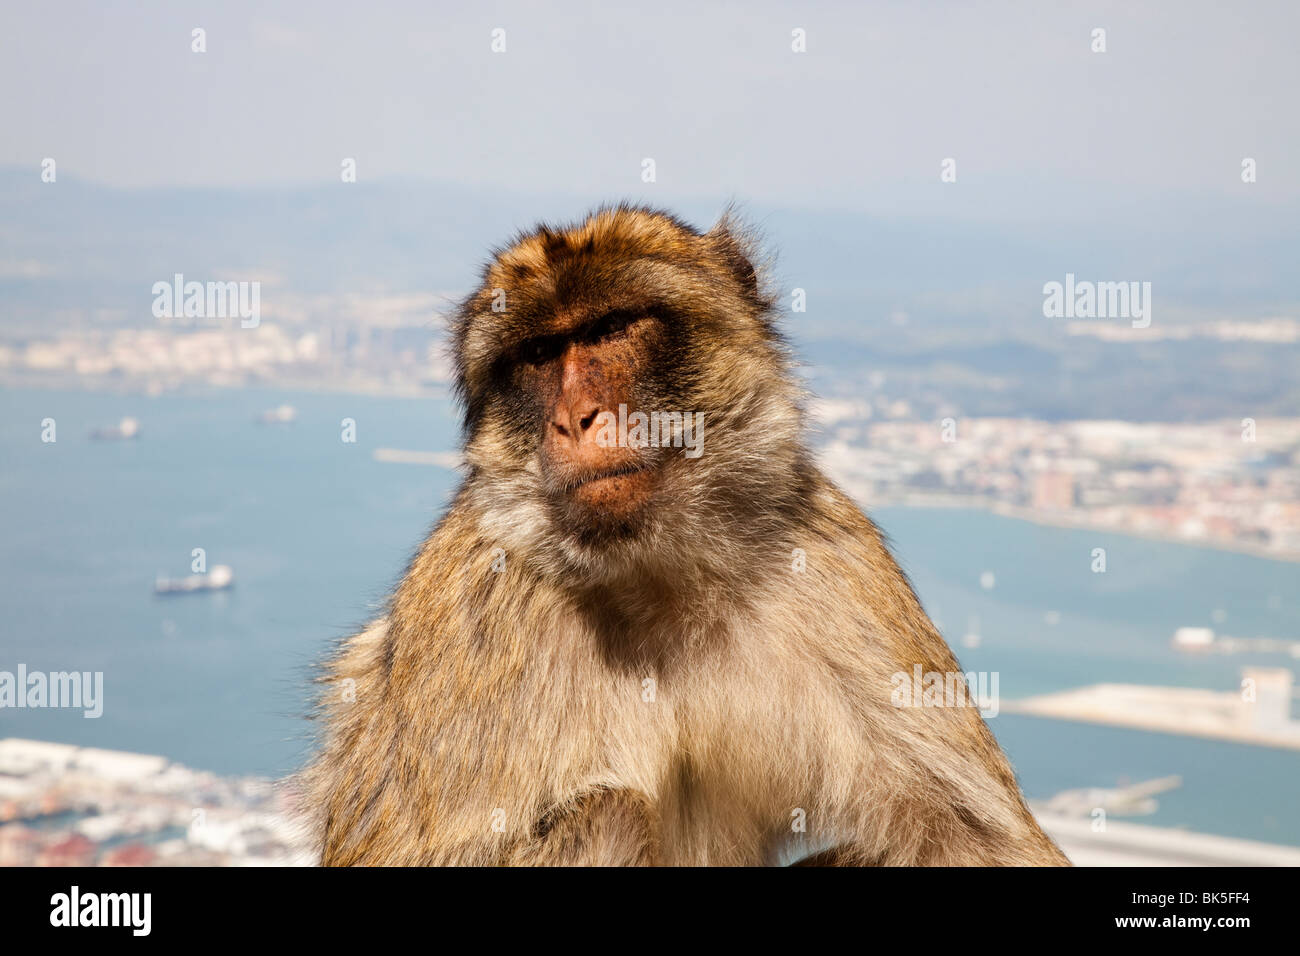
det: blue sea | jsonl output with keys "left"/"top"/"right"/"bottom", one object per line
{"left": 2, "top": 386, "right": 1298, "bottom": 846}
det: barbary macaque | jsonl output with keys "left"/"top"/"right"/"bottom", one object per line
{"left": 307, "top": 205, "right": 1070, "bottom": 866}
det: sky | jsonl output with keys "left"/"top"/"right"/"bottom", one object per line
{"left": 3, "top": 0, "right": 1299, "bottom": 222}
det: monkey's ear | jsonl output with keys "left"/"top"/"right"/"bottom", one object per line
{"left": 705, "top": 215, "right": 761, "bottom": 301}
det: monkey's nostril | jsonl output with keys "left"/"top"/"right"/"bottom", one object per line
{"left": 553, "top": 421, "right": 570, "bottom": 439}
{"left": 579, "top": 408, "right": 599, "bottom": 432}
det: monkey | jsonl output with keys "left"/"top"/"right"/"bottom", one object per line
{"left": 305, "top": 204, "right": 1070, "bottom": 867}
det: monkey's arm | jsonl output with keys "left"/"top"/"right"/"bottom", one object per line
{"left": 801, "top": 488, "right": 1072, "bottom": 866}
{"left": 509, "top": 787, "right": 660, "bottom": 866}
{"left": 310, "top": 504, "right": 664, "bottom": 867}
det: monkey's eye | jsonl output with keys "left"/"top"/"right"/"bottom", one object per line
{"left": 518, "top": 336, "right": 562, "bottom": 366}
{"left": 588, "top": 310, "right": 636, "bottom": 342}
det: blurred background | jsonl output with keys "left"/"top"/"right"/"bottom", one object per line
{"left": 1, "top": 0, "right": 1298, "bottom": 865}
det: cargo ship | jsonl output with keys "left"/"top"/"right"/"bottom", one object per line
{"left": 153, "top": 565, "right": 234, "bottom": 595}
{"left": 256, "top": 404, "right": 297, "bottom": 424}
{"left": 89, "top": 417, "right": 140, "bottom": 440}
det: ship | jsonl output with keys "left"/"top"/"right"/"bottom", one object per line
{"left": 153, "top": 565, "right": 234, "bottom": 595}
{"left": 256, "top": 404, "right": 297, "bottom": 424}
{"left": 1171, "top": 625, "right": 1300, "bottom": 657}
{"left": 89, "top": 417, "right": 140, "bottom": 440}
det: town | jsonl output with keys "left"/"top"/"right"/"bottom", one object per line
{"left": 0, "top": 738, "right": 313, "bottom": 866}
{"left": 816, "top": 407, "right": 1300, "bottom": 560}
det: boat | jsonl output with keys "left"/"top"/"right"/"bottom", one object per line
{"left": 153, "top": 565, "right": 234, "bottom": 595}
{"left": 256, "top": 404, "right": 297, "bottom": 424}
{"left": 89, "top": 417, "right": 140, "bottom": 440}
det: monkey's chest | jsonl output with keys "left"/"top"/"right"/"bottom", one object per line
{"left": 594, "top": 662, "right": 848, "bottom": 860}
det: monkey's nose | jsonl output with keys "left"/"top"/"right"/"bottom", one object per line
{"left": 553, "top": 405, "right": 602, "bottom": 443}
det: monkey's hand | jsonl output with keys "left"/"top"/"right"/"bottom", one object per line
{"left": 509, "top": 787, "right": 660, "bottom": 866}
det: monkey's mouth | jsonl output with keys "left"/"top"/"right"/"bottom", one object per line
{"left": 567, "top": 461, "right": 652, "bottom": 491}
{"left": 560, "top": 460, "right": 659, "bottom": 519}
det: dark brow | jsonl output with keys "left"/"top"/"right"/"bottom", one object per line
{"left": 509, "top": 307, "right": 660, "bottom": 366}
{"left": 579, "top": 308, "right": 645, "bottom": 342}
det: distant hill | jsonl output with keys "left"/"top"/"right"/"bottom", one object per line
{"left": 2, "top": 168, "right": 1297, "bottom": 420}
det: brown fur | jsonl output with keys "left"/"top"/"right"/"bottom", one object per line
{"left": 306, "top": 205, "right": 1070, "bottom": 866}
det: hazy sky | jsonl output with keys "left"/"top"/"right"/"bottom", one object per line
{"left": 3, "top": 1, "right": 1298, "bottom": 219}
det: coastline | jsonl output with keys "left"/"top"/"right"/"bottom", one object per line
{"left": 1001, "top": 697, "right": 1300, "bottom": 754}
{"left": 859, "top": 492, "right": 1300, "bottom": 566}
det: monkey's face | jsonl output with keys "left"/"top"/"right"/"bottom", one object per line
{"left": 475, "top": 298, "right": 697, "bottom": 547}
{"left": 452, "top": 206, "right": 801, "bottom": 574}
{"left": 525, "top": 307, "right": 673, "bottom": 531}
